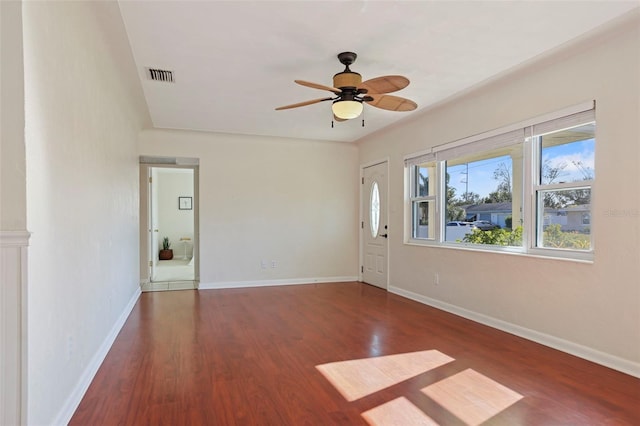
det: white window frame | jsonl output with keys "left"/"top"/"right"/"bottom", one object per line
{"left": 406, "top": 155, "right": 438, "bottom": 241}
{"left": 527, "top": 109, "right": 595, "bottom": 260}
{"left": 405, "top": 101, "right": 595, "bottom": 262}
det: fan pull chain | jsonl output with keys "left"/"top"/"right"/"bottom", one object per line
{"left": 331, "top": 120, "right": 334, "bottom": 128}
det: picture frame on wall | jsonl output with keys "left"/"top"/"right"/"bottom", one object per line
{"left": 178, "top": 196, "right": 192, "bottom": 210}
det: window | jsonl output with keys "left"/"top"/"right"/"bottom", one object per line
{"left": 370, "top": 181, "right": 380, "bottom": 238}
{"left": 405, "top": 102, "right": 595, "bottom": 260}
{"left": 532, "top": 116, "right": 595, "bottom": 251}
{"left": 444, "top": 144, "right": 522, "bottom": 246}
{"left": 408, "top": 160, "right": 436, "bottom": 240}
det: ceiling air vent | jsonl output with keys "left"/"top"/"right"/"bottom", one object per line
{"left": 147, "top": 68, "right": 174, "bottom": 83}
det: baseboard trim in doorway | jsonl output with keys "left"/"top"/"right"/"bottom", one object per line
{"left": 54, "top": 287, "right": 141, "bottom": 426}
{"left": 389, "top": 285, "right": 640, "bottom": 379}
{"left": 199, "top": 276, "right": 358, "bottom": 290}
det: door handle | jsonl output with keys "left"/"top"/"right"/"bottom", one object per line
{"left": 380, "top": 233, "right": 388, "bottom": 238}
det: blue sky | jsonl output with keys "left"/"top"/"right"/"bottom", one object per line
{"left": 448, "top": 156, "right": 510, "bottom": 199}
{"left": 541, "top": 139, "right": 595, "bottom": 183}
{"left": 448, "top": 138, "right": 595, "bottom": 199}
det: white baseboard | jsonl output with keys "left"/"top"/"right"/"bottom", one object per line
{"left": 53, "top": 287, "right": 141, "bottom": 426}
{"left": 389, "top": 285, "right": 640, "bottom": 378}
{"left": 199, "top": 276, "right": 358, "bottom": 290}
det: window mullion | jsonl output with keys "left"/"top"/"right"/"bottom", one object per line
{"left": 437, "top": 161, "right": 445, "bottom": 242}
{"left": 523, "top": 131, "right": 535, "bottom": 251}
{"left": 531, "top": 134, "right": 545, "bottom": 249}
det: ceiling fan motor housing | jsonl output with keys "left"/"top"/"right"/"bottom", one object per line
{"left": 333, "top": 71, "right": 362, "bottom": 89}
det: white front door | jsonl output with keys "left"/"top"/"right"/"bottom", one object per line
{"left": 362, "top": 161, "right": 388, "bottom": 289}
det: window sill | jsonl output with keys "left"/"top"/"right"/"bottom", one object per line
{"left": 405, "top": 239, "right": 594, "bottom": 264}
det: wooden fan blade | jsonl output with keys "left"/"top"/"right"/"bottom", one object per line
{"left": 333, "top": 114, "right": 348, "bottom": 122}
{"left": 359, "top": 75, "right": 409, "bottom": 94}
{"left": 295, "top": 80, "right": 342, "bottom": 94}
{"left": 366, "top": 94, "right": 417, "bottom": 112}
{"left": 275, "top": 97, "right": 333, "bottom": 111}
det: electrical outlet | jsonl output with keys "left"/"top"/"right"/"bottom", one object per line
{"left": 271, "top": 260, "right": 277, "bottom": 268}
{"left": 434, "top": 273, "right": 439, "bottom": 285}
{"left": 260, "top": 260, "right": 267, "bottom": 269}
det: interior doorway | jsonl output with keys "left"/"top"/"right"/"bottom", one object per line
{"left": 139, "top": 158, "right": 199, "bottom": 291}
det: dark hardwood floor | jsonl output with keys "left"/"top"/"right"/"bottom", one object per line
{"left": 70, "top": 282, "right": 640, "bottom": 425}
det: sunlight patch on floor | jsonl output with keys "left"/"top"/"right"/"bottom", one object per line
{"left": 421, "top": 368, "right": 523, "bottom": 425}
{"left": 362, "top": 397, "right": 439, "bottom": 426}
{"left": 316, "top": 350, "right": 454, "bottom": 401}
{"left": 318, "top": 350, "right": 524, "bottom": 425}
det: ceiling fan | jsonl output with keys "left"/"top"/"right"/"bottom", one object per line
{"left": 275, "top": 52, "right": 417, "bottom": 122}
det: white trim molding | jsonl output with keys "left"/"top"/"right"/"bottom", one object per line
{"left": 199, "top": 276, "right": 358, "bottom": 290}
{"left": 1, "top": 230, "right": 31, "bottom": 247}
{"left": 389, "top": 285, "right": 640, "bottom": 378}
{"left": 1, "top": 230, "right": 31, "bottom": 426}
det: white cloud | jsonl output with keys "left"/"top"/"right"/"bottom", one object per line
{"left": 543, "top": 149, "right": 594, "bottom": 181}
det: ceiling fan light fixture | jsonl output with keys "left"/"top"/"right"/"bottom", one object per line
{"left": 332, "top": 100, "right": 363, "bottom": 120}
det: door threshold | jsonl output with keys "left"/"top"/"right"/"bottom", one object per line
{"left": 141, "top": 280, "right": 198, "bottom": 292}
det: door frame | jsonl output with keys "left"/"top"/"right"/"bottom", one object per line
{"left": 139, "top": 159, "right": 200, "bottom": 291}
{"left": 359, "top": 158, "right": 390, "bottom": 288}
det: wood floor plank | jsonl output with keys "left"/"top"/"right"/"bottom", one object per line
{"left": 70, "top": 282, "right": 640, "bottom": 425}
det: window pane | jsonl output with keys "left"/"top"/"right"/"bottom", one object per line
{"left": 445, "top": 145, "right": 522, "bottom": 246}
{"left": 540, "top": 123, "right": 595, "bottom": 185}
{"left": 413, "top": 201, "right": 434, "bottom": 239}
{"left": 370, "top": 181, "right": 380, "bottom": 238}
{"left": 538, "top": 188, "right": 591, "bottom": 250}
{"left": 415, "top": 164, "right": 434, "bottom": 197}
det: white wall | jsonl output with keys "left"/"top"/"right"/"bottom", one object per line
{"left": 139, "top": 130, "right": 359, "bottom": 287}
{"left": 357, "top": 11, "right": 640, "bottom": 375}
{"left": 22, "top": 2, "right": 150, "bottom": 424}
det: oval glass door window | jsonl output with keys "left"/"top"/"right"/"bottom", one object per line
{"left": 370, "top": 181, "right": 380, "bottom": 238}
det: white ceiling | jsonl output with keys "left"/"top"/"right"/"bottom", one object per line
{"left": 118, "top": 1, "right": 638, "bottom": 143}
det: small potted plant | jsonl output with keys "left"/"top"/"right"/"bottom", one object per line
{"left": 159, "top": 237, "right": 173, "bottom": 260}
